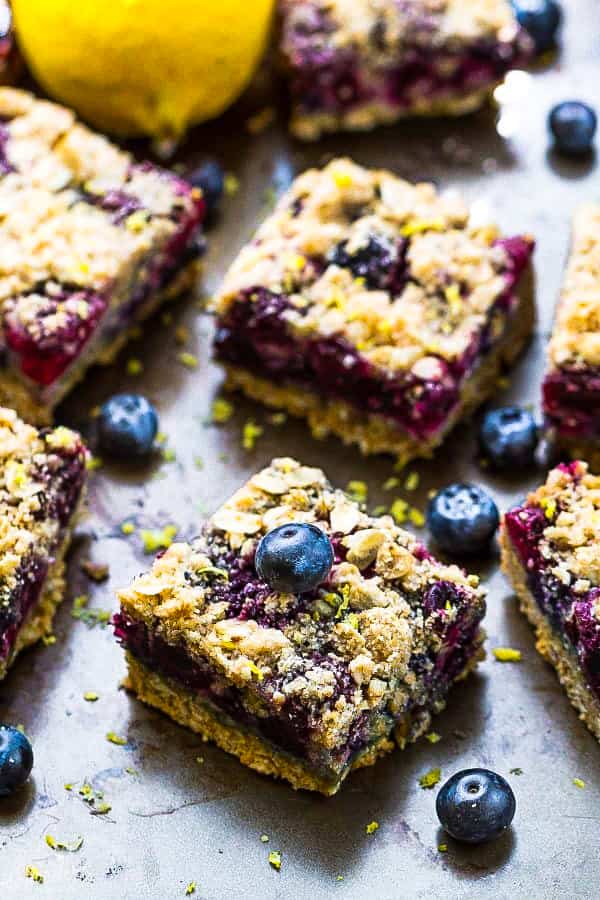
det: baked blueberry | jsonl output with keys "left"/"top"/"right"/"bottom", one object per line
{"left": 255, "top": 523, "right": 334, "bottom": 594}
{"left": 189, "top": 160, "right": 224, "bottom": 220}
{"left": 479, "top": 407, "right": 538, "bottom": 469}
{"left": 513, "top": 0, "right": 562, "bottom": 53}
{"left": 436, "top": 768, "right": 516, "bottom": 843}
{"left": 427, "top": 484, "right": 499, "bottom": 556}
{"left": 549, "top": 101, "right": 597, "bottom": 155}
{"left": 97, "top": 394, "right": 158, "bottom": 459}
{"left": 0, "top": 725, "right": 33, "bottom": 798}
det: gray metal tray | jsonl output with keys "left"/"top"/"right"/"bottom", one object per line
{"left": 1, "top": 3, "right": 598, "bottom": 897}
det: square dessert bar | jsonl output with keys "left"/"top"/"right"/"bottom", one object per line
{"left": 0, "top": 88, "right": 205, "bottom": 424}
{"left": 280, "top": 0, "right": 532, "bottom": 140}
{"left": 115, "top": 457, "right": 485, "bottom": 794}
{"left": 543, "top": 206, "right": 600, "bottom": 469}
{"left": 501, "top": 461, "right": 600, "bottom": 742}
{"left": 214, "top": 158, "right": 534, "bottom": 464}
{"left": 0, "top": 407, "right": 87, "bottom": 680}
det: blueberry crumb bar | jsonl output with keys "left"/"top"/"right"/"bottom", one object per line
{"left": 0, "top": 407, "right": 87, "bottom": 680}
{"left": 115, "top": 456, "right": 485, "bottom": 794}
{"left": 501, "top": 461, "right": 600, "bottom": 742}
{"left": 280, "top": 0, "right": 532, "bottom": 140}
{"left": 543, "top": 205, "right": 600, "bottom": 469}
{"left": 0, "top": 88, "right": 205, "bottom": 424}
{"left": 214, "top": 158, "right": 534, "bottom": 464}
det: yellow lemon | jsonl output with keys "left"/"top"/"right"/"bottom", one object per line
{"left": 11, "top": 0, "right": 274, "bottom": 139}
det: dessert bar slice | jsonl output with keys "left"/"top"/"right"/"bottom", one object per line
{"left": 501, "top": 461, "right": 600, "bottom": 743}
{"left": 280, "top": 0, "right": 532, "bottom": 140}
{"left": 542, "top": 205, "right": 600, "bottom": 469}
{"left": 0, "top": 88, "right": 205, "bottom": 424}
{"left": 0, "top": 407, "right": 87, "bottom": 680}
{"left": 214, "top": 158, "right": 534, "bottom": 463}
{"left": 115, "top": 456, "right": 485, "bottom": 794}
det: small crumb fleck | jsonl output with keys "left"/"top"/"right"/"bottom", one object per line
{"left": 245, "top": 106, "right": 275, "bottom": 134}
{"left": 121, "top": 521, "right": 135, "bottom": 535}
{"left": 106, "top": 731, "right": 127, "bottom": 746}
{"left": 509, "top": 767, "right": 523, "bottom": 776}
{"left": 336, "top": 874, "right": 344, "bottom": 882}
{"left": 268, "top": 412, "right": 287, "bottom": 426}
{"left": 372, "top": 505, "right": 387, "bottom": 516}
{"left": 194, "top": 456, "right": 204, "bottom": 470}
{"left": 71, "top": 595, "right": 110, "bottom": 628}
{"left": 85, "top": 455, "right": 103, "bottom": 471}
{"left": 185, "top": 883, "right": 196, "bottom": 895}
{"left": 45, "top": 834, "right": 83, "bottom": 852}
{"left": 438, "top": 843, "right": 448, "bottom": 853}
{"left": 178, "top": 352, "right": 198, "bottom": 369}
{"left": 125, "top": 767, "right": 139, "bottom": 776}
{"left": 224, "top": 173, "right": 240, "bottom": 196}
{"left": 405, "top": 472, "right": 419, "bottom": 491}
{"left": 573, "top": 778, "right": 585, "bottom": 789}
{"left": 64, "top": 783, "right": 73, "bottom": 791}
{"left": 42, "top": 634, "right": 56, "bottom": 646}
{"left": 268, "top": 850, "right": 282, "bottom": 871}
{"left": 140, "top": 524, "right": 178, "bottom": 554}
{"left": 390, "top": 498, "right": 408, "bottom": 524}
{"left": 242, "top": 420, "right": 263, "bottom": 451}
{"left": 425, "top": 732, "right": 441, "bottom": 744}
{"left": 383, "top": 477, "right": 399, "bottom": 491}
{"left": 81, "top": 560, "right": 109, "bottom": 582}
{"left": 210, "top": 397, "right": 234, "bottom": 424}
{"left": 493, "top": 647, "right": 522, "bottom": 663}
{"left": 162, "top": 447, "right": 176, "bottom": 462}
{"left": 174, "top": 325, "right": 189, "bottom": 345}
{"left": 196, "top": 756, "right": 204, "bottom": 765}
{"left": 419, "top": 767, "right": 441, "bottom": 789}
{"left": 260, "top": 834, "right": 269, "bottom": 843}
{"left": 408, "top": 507, "right": 425, "bottom": 528}
{"left": 83, "top": 692, "right": 99, "bottom": 702}
{"left": 126, "top": 358, "right": 143, "bottom": 376}
{"left": 365, "top": 821, "right": 379, "bottom": 835}
{"left": 346, "top": 480, "right": 368, "bottom": 504}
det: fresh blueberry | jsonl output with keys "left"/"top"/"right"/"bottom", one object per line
{"left": 255, "top": 523, "right": 334, "bottom": 594}
{"left": 479, "top": 406, "right": 538, "bottom": 469}
{"left": 0, "top": 725, "right": 33, "bottom": 798}
{"left": 427, "top": 484, "right": 499, "bottom": 556}
{"left": 97, "top": 394, "right": 158, "bottom": 459}
{"left": 549, "top": 101, "right": 597, "bottom": 155}
{"left": 513, "top": 0, "right": 562, "bottom": 53}
{"left": 436, "top": 769, "right": 516, "bottom": 843}
{"left": 189, "top": 160, "right": 224, "bottom": 220}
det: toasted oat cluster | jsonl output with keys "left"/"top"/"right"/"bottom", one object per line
{"left": 501, "top": 461, "right": 600, "bottom": 741}
{"left": 0, "top": 407, "right": 87, "bottom": 679}
{"left": 280, "top": 0, "right": 532, "bottom": 139}
{"left": 543, "top": 206, "right": 600, "bottom": 463}
{"left": 0, "top": 88, "right": 205, "bottom": 423}
{"left": 214, "top": 158, "right": 534, "bottom": 461}
{"left": 116, "top": 457, "right": 485, "bottom": 793}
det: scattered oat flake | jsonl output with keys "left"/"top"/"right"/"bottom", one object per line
{"left": 365, "top": 820, "right": 379, "bottom": 834}
{"left": 419, "top": 767, "right": 441, "bottom": 789}
{"left": 268, "top": 850, "right": 282, "bottom": 871}
{"left": 210, "top": 397, "right": 234, "bottom": 424}
{"left": 438, "top": 843, "right": 448, "bottom": 853}
{"left": 83, "top": 692, "right": 99, "bottom": 702}
{"left": 573, "top": 778, "right": 585, "bottom": 789}
{"left": 425, "top": 732, "right": 441, "bottom": 744}
{"left": 242, "top": 420, "right": 263, "bottom": 451}
{"left": 141, "top": 524, "right": 178, "bottom": 554}
{"left": 45, "top": 834, "right": 83, "bottom": 852}
{"left": 185, "top": 883, "right": 196, "bottom": 895}
{"left": 25, "top": 865, "right": 44, "bottom": 884}
{"left": 126, "top": 358, "right": 143, "bottom": 376}
{"left": 493, "top": 647, "right": 522, "bottom": 662}
{"left": 106, "top": 731, "right": 127, "bottom": 746}
{"left": 260, "top": 834, "right": 269, "bottom": 843}
{"left": 121, "top": 521, "right": 135, "bottom": 535}
{"left": 178, "top": 352, "right": 198, "bottom": 369}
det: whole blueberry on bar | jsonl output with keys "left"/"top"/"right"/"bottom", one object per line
{"left": 436, "top": 769, "right": 516, "bottom": 843}
{"left": 427, "top": 484, "right": 499, "bottom": 555}
{"left": 98, "top": 394, "right": 158, "bottom": 459}
{"left": 513, "top": 0, "right": 562, "bottom": 53}
{"left": 549, "top": 101, "right": 597, "bottom": 155}
{"left": 0, "top": 725, "right": 33, "bottom": 797}
{"left": 479, "top": 406, "right": 538, "bottom": 469}
{"left": 189, "top": 160, "right": 224, "bottom": 220}
{"left": 255, "top": 523, "right": 334, "bottom": 593}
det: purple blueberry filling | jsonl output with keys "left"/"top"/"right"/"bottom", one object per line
{"left": 505, "top": 505, "right": 600, "bottom": 700}
{"left": 543, "top": 366, "right": 600, "bottom": 440}
{"left": 283, "top": 5, "right": 532, "bottom": 118}
{"left": 215, "top": 237, "right": 532, "bottom": 442}
{"left": 0, "top": 442, "right": 86, "bottom": 666}
{"left": 114, "top": 572, "right": 483, "bottom": 782}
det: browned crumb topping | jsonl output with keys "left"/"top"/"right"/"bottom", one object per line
{"left": 215, "top": 158, "right": 526, "bottom": 373}
{"left": 547, "top": 205, "right": 600, "bottom": 370}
